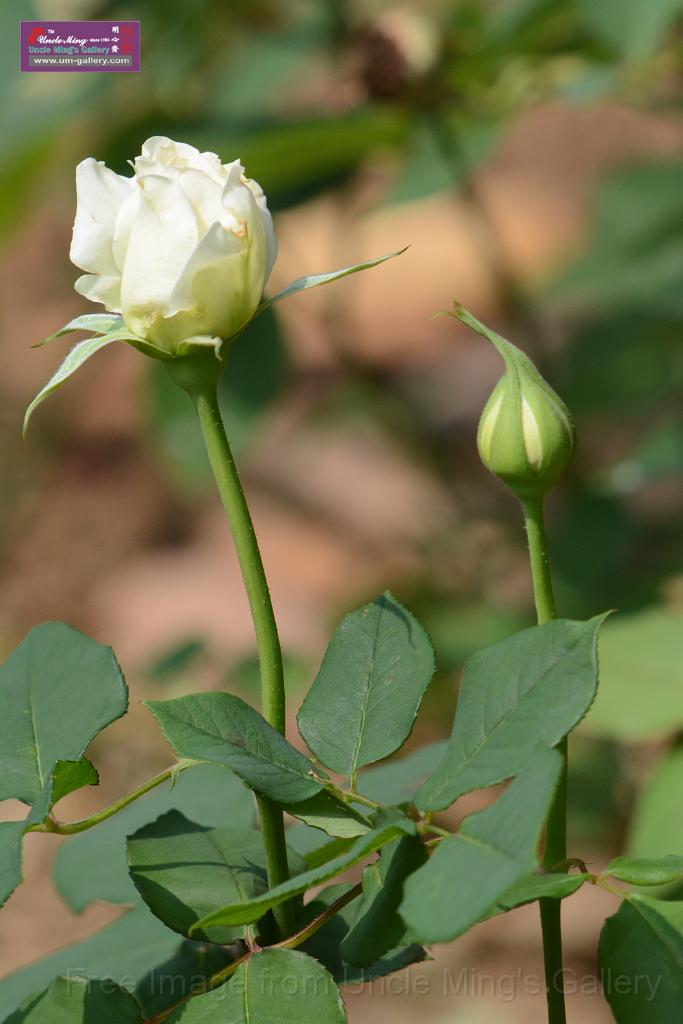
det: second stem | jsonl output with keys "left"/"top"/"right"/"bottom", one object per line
{"left": 523, "top": 497, "right": 567, "bottom": 1024}
{"left": 190, "top": 375, "right": 295, "bottom": 938}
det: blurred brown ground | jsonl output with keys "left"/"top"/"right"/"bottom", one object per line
{"left": 1, "top": 100, "right": 682, "bottom": 1021}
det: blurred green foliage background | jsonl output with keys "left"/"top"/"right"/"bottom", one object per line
{"left": 1, "top": 0, "right": 683, "bottom": 1017}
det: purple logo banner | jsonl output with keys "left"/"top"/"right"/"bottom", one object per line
{"left": 20, "top": 20, "right": 140, "bottom": 72}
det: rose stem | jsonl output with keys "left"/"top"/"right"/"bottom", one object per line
{"left": 169, "top": 353, "right": 295, "bottom": 938}
{"left": 523, "top": 496, "right": 567, "bottom": 1024}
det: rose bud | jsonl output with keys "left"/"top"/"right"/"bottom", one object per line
{"left": 25, "top": 138, "right": 403, "bottom": 434}
{"left": 69, "top": 136, "right": 276, "bottom": 355}
{"left": 455, "top": 305, "right": 575, "bottom": 501}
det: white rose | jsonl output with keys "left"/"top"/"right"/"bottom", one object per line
{"left": 69, "top": 136, "right": 277, "bottom": 355}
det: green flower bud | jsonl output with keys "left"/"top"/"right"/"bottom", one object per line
{"left": 454, "top": 304, "right": 575, "bottom": 501}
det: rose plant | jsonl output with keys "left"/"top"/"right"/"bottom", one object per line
{"left": 1, "top": 139, "right": 680, "bottom": 1024}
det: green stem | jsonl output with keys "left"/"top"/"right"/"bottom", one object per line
{"left": 181, "top": 363, "right": 294, "bottom": 938}
{"left": 523, "top": 497, "right": 557, "bottom": 624}
{"left": 418, "top": 823, "right": 451, "bottom": 840}
{"left": 336, "top": 788, "right": 380, "bottom": 811}
{"left": 144, "top": 883, "right": 363, "bottom": 1024}
{"left": 29, "top": 764, "right": 184, "bottom": 835}
{"left": 522, "top": 497, "right": 567, "bottom": 1024}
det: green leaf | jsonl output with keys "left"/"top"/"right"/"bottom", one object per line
{"left": 417, "top": 616, "right": 605, "bottom": 811}
{"left": 341, "top": 837, "right": 427, "bottom": 967}
{"left": 1, "top": 785, "right": 55, "bottom": 906}
{"left": 147, "top": 693, "right": 324, "bottom": 805}
{"left": 135, "top": 939, "right": 234, "bottom": 1018}
{"left": 164, "top": 949, "right": 346, "bottom": 1023}
{"left": 0, "top": 623, "right": 126, "bottom": 900}
{"left": 493, "top": 872, "right": 589, "bottom": 914}
{"left": 0, "top": 821, "right": 25, "bottom": 909}
{"left": 582, "top": 608, "right": 683, "bottom": 741}
{"left": 262, "top": 250, "right": 406, "bottom": 309}
{"left": 51, "top": 759, "right": 99, "bottom": 805}
{"left": 599, "top": 894, "right": 683, "bottom": 1020}
{"left": 24, "top": 333, "right": 129, "bottom": 436}
{"left": 190, "top": 812, "right": 415, "bottom": 932}
{"left": 605, "top": 856, "right": 683, "bottom": 887}
{"left": 0, "top": 906, "right": 233, "bottom": 1021}
{"left": 300, "top": 884, "right": 426, "bottom": 985}
{"left": 284, "top": 791, "right": 371, "bottom": 838}
{"left": 401, "top": 746, "right": 562, "bottom": 943}
{"left": 4, "top": 977, "right": 142, "bottom": 1024}
{"left": 0, "top": 623, "right": 127, "bottom": 807}
{"left": 127, "top": 810, "right": 271, "bottom": 943}
{"left": 55, "top": 764, "right": 254, "bottom": 912}
{"left": 576, "top": 0, "right": 683, "bottom": 59}
{"left": 284, "top": 825, "right": 357, "bottom": 870}
{"left": 629, "top": 746, "right": 683, "bottom": 867}
{"left": 298, "top": 593, "right": 435, "bottom": 777}
{"left": 36, "top": 313, "right": 124, "bottom": 346}
{"left": 358, "top": 741, "right": 448, "bottom": 805}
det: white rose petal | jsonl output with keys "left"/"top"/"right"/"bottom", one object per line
{"left": 244, "top": 175, "right": 277, "bottom": 280}
{"left": 70, "top": 158, "right": 132, "bottom": 306}
{"left": 521, "top": 397, "right": 543, "bottom": 471}
{"left": 120, "top": 174, "right": 199, "bottom": 337}
{"left": 74, "top": 272, "right": 123, "bottom": 312}
{"left": 69, "top": 136, "right": 277, "bottom": 355}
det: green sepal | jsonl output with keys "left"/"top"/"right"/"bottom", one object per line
{"left": 260, "top": 249, "right": 407, "bottom": 310}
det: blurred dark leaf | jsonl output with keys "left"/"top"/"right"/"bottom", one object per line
{"left": 561, "top": 315, "right": 681, "bottom": 415}
{"left": 604, "top": 418, "right": 683, "bottom": 494}
{"left": 418, "top": 596, "right": 528, "bottom": 673}
{"left": 551, "top": 492, "right": 634, "bottom": 616}
{"left": 387, "top": 117, "right": 500, "bottom": 205}
{"left": 102, "top": 107, "right": 408, "bottom": 215}
{"left": 575, "top": 0, "right": 683, "bottom": 59}
{"left": 232, "top": 652, "right": 313, "bottom": 701}
{"left": 187, "top": 108, "right": 409, "bottom": 210}
{"left": 629, "top": 746, "right": 683, "bottom": 862}
{"left": 567, "top": 735, "right": 624, "bottom": 849}
{"left": 220, "top": 307, "right": 287, "bottom": 446}
{"left": 358, "top": 742, "right": 448, "bottom": 806}
{"left": 0, "top": 2, "right": 106, "bottom": 240}
{"left": 551, "top": 162, "right": 683, "bottom": 317}
{"left": 208, "top": 13, "right": 334, "bottom": 119}
{"left": 146, "top": 638, "right": 208, "bottom": 681}
{"left": 582, "top": 607, "right": 683, "bottom": 741}
{"left": 484, "top": 0, "right": 583, "bottom": 51}
{"left": 559, "top": 64, "right": 620, "bottom": 103}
